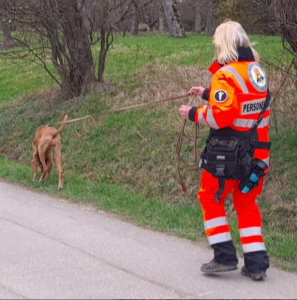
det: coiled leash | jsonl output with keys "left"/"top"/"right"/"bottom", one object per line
{"left": 176, "top": 96, "right": 199, "bottom": 193}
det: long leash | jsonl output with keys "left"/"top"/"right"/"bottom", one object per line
{"left": 52, "top": 93, "right": 199, "bottom": 193}
{"left": 53, "top": 94, "right": 188, "bottom": 125}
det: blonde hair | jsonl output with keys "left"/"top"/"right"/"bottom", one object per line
{"left": 213, "top": 20, "right": 260, "bottom": 64}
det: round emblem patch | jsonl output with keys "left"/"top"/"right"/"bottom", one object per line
{"left": 214, "top": 90, "right": 227, "bottom": 103}
{"left": 248, "top": 62, "right": 267, "bottom": 92}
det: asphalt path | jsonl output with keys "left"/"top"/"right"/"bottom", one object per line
{"left": 0, "top": 180, "right": 296, "bottom": 299}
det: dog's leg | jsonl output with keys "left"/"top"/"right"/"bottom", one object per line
{"left": 31, "top": 144, "right": 38, "bottom": 181}
{"left": 47, "top": 151, "right": 53, "bottom": 175}
{"left": 53, "top": 144, "right": 63, "bottom": 190}
{"left": 39, "top": 155, "right": 48, "bottom": 183}
{"left": 38, "top": 145, "right": 48, "bottom": 183}
{"left": 31, "top": 158, "right": 38, "bottom": 180}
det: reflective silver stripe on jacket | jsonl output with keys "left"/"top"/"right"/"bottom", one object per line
{"left": 233, "top": 116, "right": 270, "bottom": 129}
{"left": 198, "top": 105, "right": 208, "bottom": 125}
{"left": 204, "top": 216, "right": 229, "bottom": 230}
{"left": 208, "top": 232, "right": 232, "bottom": 245}
{"left": 242, "top": 242, "right": 267, "bottom": 253}
{"left": 207, "top": 107, "right": 219, "bottom": 129}
{"left": 220, "top": 66, "right": 249, "bottom": 94}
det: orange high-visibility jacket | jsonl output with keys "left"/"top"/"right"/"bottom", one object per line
{"left": 190, "top": 57, "right": 270, "bottom": 168}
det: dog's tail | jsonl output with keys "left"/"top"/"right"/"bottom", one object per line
{"left": 55, "top": 115, "right": 68, "bottom": 136}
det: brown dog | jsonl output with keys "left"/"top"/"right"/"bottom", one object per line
{"left": 31, "top": 115, "right": 68, "bottom": 190}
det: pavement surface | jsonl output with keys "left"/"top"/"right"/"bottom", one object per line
{"left": 0, "top": 180, "right": 297, "bottom": 299}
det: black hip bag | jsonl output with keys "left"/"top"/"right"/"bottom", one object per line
{"left": 200, "top": 91, "right": 271, "bottom": 203}
{"left": 200, "top": 128, "right": 258, "bottom": 179}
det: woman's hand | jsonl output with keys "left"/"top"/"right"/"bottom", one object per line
{"left": 187, "top": 86, "right": 205, "bottom": 97}
{"left": 179, "top": 105, "right": 192, "bottom": 119}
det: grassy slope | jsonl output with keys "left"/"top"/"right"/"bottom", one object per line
{"left": 0, "top": 33, "right": 296, "bottom": 271}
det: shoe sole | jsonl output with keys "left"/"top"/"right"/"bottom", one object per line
{"left": 201, "top": 265, "right": 238, "bottom": 274}
{"left": 241, "top": 268, "right": 267, "bottom": 280}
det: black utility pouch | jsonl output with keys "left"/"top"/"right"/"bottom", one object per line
{"left": 201, "top": 135, "right": 241, "bottom": 179}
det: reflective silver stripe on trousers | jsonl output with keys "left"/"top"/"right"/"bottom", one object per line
{"left": 250, "top": 157, "right": 270, "bottom": 166}
{"left": 262, "top": 157, "right": 270, "bottom": 165}
{"left": 207, "top": 107, "right": 219, "bottom": 129}
{"left": 233, "top": 116, "right": 270, "bottom": 129}
{"left": 208, "top": 232, "right": 232, "bottom": 245}
{"left": 240, "top": 227, "right": 262, "bottom": 237}
{"left": 220, "top": 66, "right": 248, "bottom": 94}
{"left": 242, "top": 242, "right": 267, "bottom": 253}
{"left": 204, "top": 216, "right": 229, "bottom": 230}
{"left": 198, "top": 105, "right": 208, "bottom": 125}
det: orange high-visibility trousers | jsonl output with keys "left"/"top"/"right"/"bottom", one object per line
{"left": 198, "top": 170, "right": 267, "bottom": 255}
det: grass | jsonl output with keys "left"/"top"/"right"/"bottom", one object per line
{"left": 0, "top": 32, "right": 296, "bottom": 271}
{"left": 0, "top": 156, "right": 203, "bottom": 240}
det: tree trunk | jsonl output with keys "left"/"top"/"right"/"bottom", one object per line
{"left": 194, "top": 5, "right": 202, "bottom": 33}
{"left": 158, "top": 12, "right": 165, "bottom": 32}
{"left": 1, "top": 17, "right": 14, "bottom": 48}
{"left": 98, "top": 28, "right": 113, "bottom": 82}
{"left": 272, "top": 0, "right": 297, "bottom": 53}
{"left": 159, "top": 0, "right": 185, "bottom": 37}
{"left": 206, "top": 0, "right": 215, "bottom": 36}
{"left": 81, "top": 0, "right": 94, "bottom": 34}
{"left": 51, "top": 1, "right": 96, "bottom": 98}
{"left": 98, "top": 31, "right": 106, "bottom": 82}
{"left": 130, "top": 0, "right": 139, "bottom": 35}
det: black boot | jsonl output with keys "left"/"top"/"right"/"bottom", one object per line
{"left": 241, "top": 266, "right": 267, "bottom": 280}
{"left": 201, "top": 241, "right": 238, "bottom": 273}
{"left": 201, "top": 258, "right": 238, "bottom": 273}
{"left": 242, "top": 251, "right": 269, "bottom": 281}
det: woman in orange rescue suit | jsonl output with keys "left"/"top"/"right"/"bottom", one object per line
{"left": 179, "top": 20, "right": 270, "bottom": 281}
